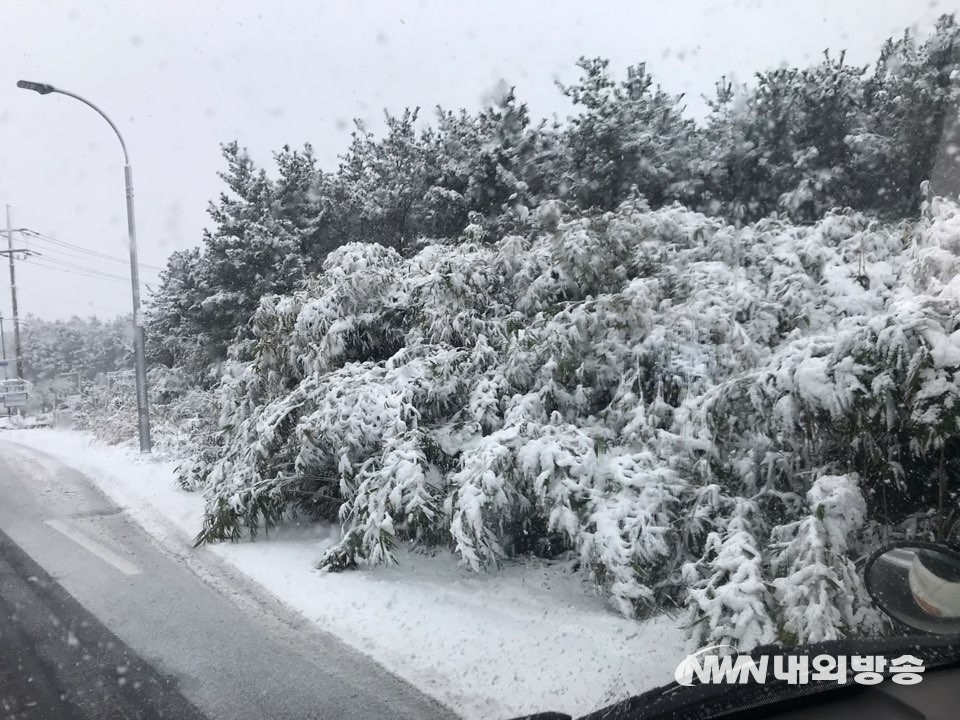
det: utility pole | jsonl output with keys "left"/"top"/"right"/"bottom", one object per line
{"left": 0, "top": 311, "right": 6, "bottom": 378}
{"left": 4, "top": 206, "right": 23, "bottom": 380}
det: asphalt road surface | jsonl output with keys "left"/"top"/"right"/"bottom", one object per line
{"left": 0, "top": 523, "right": 206, "bottom": 719}
{"left": 0, "top": 440, "right": 454, "bottom": 720}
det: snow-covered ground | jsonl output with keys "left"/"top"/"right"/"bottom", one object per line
{"left": 0, "top": 427, "right": 688, "bottom": 720}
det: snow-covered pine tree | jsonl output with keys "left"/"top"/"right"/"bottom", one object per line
{"left": 683, "top": 496, "right": 776, "bottom": 650}
{"left": 850, "top": 16, "right": 960, "bottom": 218}
{"left": 559, "top": 58, "right": 697, "bottom": 212}
{"left": 147, "top": 142, "right": 311, "bottom": 377}
{"left": 770, "top": 474, "right": 883, "bottom": 643}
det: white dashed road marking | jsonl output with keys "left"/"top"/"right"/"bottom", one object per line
{"left": 43, "top": 519, "right": 142, "bottom": 576}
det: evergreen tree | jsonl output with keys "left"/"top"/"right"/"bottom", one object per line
{"left": 850, "top": 17, "right": 960, "bottom": 217}
{"left": 331, "top": 110, "right": 431, "bottom": 255}
{"left": 148, "top": 143, "right": 310, "bottom": 376}
{"left": 425, "top": 88, "right": 562, "bottom": 239}
{"left": 559, "top": 58, "right": 696, "bottom": 211}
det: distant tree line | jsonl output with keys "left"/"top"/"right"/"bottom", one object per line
{"left": 19, "top": 314, "right": 132, "bottom": 383}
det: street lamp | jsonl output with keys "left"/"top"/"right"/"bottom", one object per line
{"left": 17, "top": 80, "right": 152, "bottom": 452}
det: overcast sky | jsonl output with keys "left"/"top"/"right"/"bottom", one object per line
{"left": 0, "top": 0, "right": 955, "bottom": 321}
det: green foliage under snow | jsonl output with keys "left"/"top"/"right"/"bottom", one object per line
{"left": 186, "top": 196, "right": 960, "bottom": 647}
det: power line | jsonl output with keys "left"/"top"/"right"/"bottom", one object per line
{"left": 24, "top": 258, "right": 135, "bottom": 285}
{"left": 23, "top": 258, "right": 155, "bottom": 287}
{"left": 27, "top": 254, "right": 140, "bottom": 283}
{"left": 18, "top": 238, "right": 135, "bottom": 271}
{"left": 35, "top": 253, "right": 126, "bottom": 280}
{"left": 17, "top": 243, "right": 161, "bottom": 285}
{"left": 18, "top": 228, "right": 164, "bottom": 272}
{"left": 24, "top": 258, "right": 127, "bottom": 284}
{"left": 21, "top": 227, "right": 162, "bottom": 268}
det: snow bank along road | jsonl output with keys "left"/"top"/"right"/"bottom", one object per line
{"left": 0, "top": 430, "right": 688, "bottom": 719}
{"left": 0, "top": 440, "right": 453, "bottom": 720}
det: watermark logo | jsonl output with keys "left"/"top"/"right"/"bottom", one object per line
{"left": 675, "top": 644, "right": 741, "bottom": 686}
{"left": 675, "top": 646, "right": 925, "bottom": 686}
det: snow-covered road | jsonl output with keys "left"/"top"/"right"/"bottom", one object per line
{"left": 0, "top": 430, "right": 688, "bottom": 719}
{"left": 0, "top": 439, "right": 452, "bottom": 720}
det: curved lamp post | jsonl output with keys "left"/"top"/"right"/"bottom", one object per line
{"left": 17, "top": 80, "right": 151, "bottom": 452}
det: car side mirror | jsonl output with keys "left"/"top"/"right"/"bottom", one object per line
{"left": 864, "top": 541, "right": 960, "bottom": 634}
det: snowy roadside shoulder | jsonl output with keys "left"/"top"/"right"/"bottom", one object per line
{"left": 0, "top": 428, "right": 689, "bottom": 720}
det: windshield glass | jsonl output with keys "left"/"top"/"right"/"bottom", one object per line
{"left": 1, "top": 2, "right": 959, "bottom": 720}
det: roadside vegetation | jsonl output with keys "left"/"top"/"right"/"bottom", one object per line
{"left": 42, "top": 17, "right": 960, "bottom": 648}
